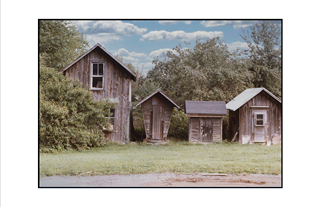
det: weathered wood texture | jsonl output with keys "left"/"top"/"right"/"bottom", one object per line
{"left": 141, "top": 93, "right": 175, "bottom": 143}
{"left": 64, "top": 47, "right": 132, "bottom": 143}
{"left": 229, "top": 91, "right": 281, "bottom": 144}
{"left": 189, "top": 117, "right": 223, "bottom": 143}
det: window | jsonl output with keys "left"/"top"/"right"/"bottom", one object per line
{"left": 91, "top": 62, "right": 104, "bottom": 90}
{"left": 106, "top": 108, "right": 116, "bottom": 126}
{"left": 255, "top": 113, "right": 264, "bottom": 126}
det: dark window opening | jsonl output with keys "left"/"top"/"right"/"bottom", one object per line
{"left": 93, "top": 63, "right": 97, "bottom": 75}
{"left": 255, "top": 113, "right": 264, "bottom": 126}
{"left": 99, "top": 64, "right": 103, "bottom": 75}
{"left": 256, "top": 120, "right": 263, "bottom": 125}
{"left": 92, "top": 77, "right": 103, "bottom": 88}
{"left": 91, "top": 62, "right": 104, "bottom": 90}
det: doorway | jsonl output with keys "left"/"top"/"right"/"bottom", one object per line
{"left": 253, "top": 110, "right": 267, "bottom": 142}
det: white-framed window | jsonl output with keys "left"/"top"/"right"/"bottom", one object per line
{"left": 90, "top": 62, "right": 104, "bottom": 90}
{"left": 106, "top": 108, "right": 116, "bottom": 129}
{"left": 255, "top": 113, "right": 264, "bottom": 126}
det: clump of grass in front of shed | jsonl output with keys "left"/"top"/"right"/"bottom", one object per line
{"left": 40, "top": 141, "right": 281, "bottom": 177}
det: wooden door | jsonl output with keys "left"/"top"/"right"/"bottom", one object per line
{"left": 200, "top": 118, "right": 213, "bottom": 142}
{"left": 253, "top": 110, "right": 267, "bottom": 142}
{"left": 152, "top": 106, "right": 162, "bottom": 140}
{"left": 189, "top": 117, "right": 200, "bottom": 142}
{"left": 212, "top": 118, "right": 222, "bottom": 142}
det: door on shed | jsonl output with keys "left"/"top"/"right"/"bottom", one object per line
{"left": 200, "top": 118, "right": 213, "bottom": 142}
{"left": 152, "top": 105, "right": 162, "bottom": 140}
{"left": 252, "top": 110, "right": 267, "bottom": 142}
{"left": 190, "top": 117, "right": 200, "bottom": 142}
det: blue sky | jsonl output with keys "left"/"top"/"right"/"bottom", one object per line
{"left": 74, "top": 20, "right": 280, "bottom": 74}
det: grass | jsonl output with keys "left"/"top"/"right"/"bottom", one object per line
{"left": 39, "top": 141, "right": 281, "bottom": 177}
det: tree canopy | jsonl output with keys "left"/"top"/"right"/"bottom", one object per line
{"left": 39, "top": 20, "right": 115, "bottom": 152}
{"left": 147, "top": 37, "right": 253, "bottom": 108}
{"left": 39, "top": 20, "right": 89, "bottom": 71}
{"left": 241, "top": 21, "right": 282, "bottom": 97}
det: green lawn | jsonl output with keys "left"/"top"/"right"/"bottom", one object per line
{"left": 39, "top": 141, "right": 281, "bottom": 177}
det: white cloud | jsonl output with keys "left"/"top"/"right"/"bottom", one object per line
{"left": 114, "top": 48, "right": 147, "bottom": 57}
{"left": 141, "top": 30, "right": 223, "bottom": 41}
{"left": 134, "top": 62, "right": 155, "bottom": 75}
{"left": 74, "top": 20, "right": 148, "bottom": 45}
{"left": 159, "top": 21, "right": 178, "bottom": 25}
{"left": 149, "top": 48, "right": 178, "bottom": 58}
{"left": 201, "top": 20, "right": 253, "bottom": 29}
{"left": 226, "top": 41, "right": 249, "bottom": 51}
{"left": 158, "top": 21, "right": 193, "bottom": 25}
{"left": 75, "top": 20, "right": 147, "bottom": 35}
{"left": 201, "top": 21, "right": 233, "bottom": 27}
{"left": 122, "top": 56, "right": 139, "bottom": 62}
{"left": 129, "top": 51, "right": 147, "bottom": 58}
{"left": 233, "top": 24, "right": 252, "bottom": 29}
{"left": 85, "top": 33, "right": 121, "bottom": 45}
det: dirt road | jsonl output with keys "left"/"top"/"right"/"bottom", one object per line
{"left": 40, "top": 173, "right": 281, "bottom": 187}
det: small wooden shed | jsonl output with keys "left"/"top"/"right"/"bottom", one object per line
{"left": 226, "top": 88, "right": 282, "bottom": 145}
{"left": 136, "top": 89, "right": 179, "bottom": 143}
{"left": 185, "top": 101, "right": 227, "bottom": 143}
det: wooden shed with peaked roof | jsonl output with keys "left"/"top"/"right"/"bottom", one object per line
{"left": 60, "top": 43, "right": 136, "bottom": 143}
{"left": 226, "top": 88, "right": 282, "bottom": 145}
{"left": 136, "top": 89, "right": 179, "bottom": 143}
{"left": 185, "top": 101, "right": 227, "bottom": 143}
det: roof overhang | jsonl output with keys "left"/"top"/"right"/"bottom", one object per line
{"left": 59, "top": 43, "right": 136, "bottom": 81}
{"left": 136, "top": 89, "right": 180, "bottom": 108}
{"left": 226, "top": 88, "right": 281, "bottom": 111}
{"left": 185, "top": 100, "right": 227, "bottom": 115}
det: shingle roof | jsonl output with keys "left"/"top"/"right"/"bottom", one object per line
{"left": 136, "top": 89, "right": 180, "bottom": 108}
{"left": 226, "top": 88, "right": 281, "bottom": 111}
{"left": 59, "top": 43, "right": 136, "bottom": 81}
{"left": 185, "top": 101, "right": 227, "bottom": 115}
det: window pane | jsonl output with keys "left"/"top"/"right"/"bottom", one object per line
{"left": 93, "top": 64, "right": 97, "bottom": 75}
{"left": 92, "top": 77, "right": 103, "bottom": 88}
{"left": 110, "top": 108, "right": 115, "bottom": 117}
{"left": 99, "top": 64, "right": 103, "bottom": 75}
{"left": 256, "top": 120, "right": 263, "bottom": 125}
{"left": 257, "top": 114, "right": 263, "bottom": 119}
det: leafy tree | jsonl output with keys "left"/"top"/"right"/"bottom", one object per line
{"left": 241, "top": 21, "right": 282, "bottom": 97}
{"left": 39, "top": 20, "right": 89, "bottom": 71}
{"left": 167, "top": 108, "right": 188, "bottom": 140}
{"left": 147, "top": 37, "right": 253, "bottom": 108}
{"left": 39, "top": 65, "right": 116, "bottom": 152}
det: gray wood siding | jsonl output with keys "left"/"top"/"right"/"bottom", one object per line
{"left": 237, "top": 91, "right": 281, "bottom": 144}
{"left": 141, "top": 93, "right": 174, "bottom": 142}
{"left": 189, "top": 117, "right": 223, "bottom": 143}
{"left": 64, "top": 47, "right": 132, "bottom": 143}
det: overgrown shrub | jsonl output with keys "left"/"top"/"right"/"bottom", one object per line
{"left": 39, "top": 66, "right": 115, "bottom": 152}
{"left": 167, "top": 108, "right": 188, "bottom": 141}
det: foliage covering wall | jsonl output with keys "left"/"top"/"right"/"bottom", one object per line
{"left": 39, "top": 66, "right": 115, "bottom": 152}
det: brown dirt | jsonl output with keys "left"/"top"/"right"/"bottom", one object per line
{"left": 40, "top": 173, "right": 281, "bottom": 187}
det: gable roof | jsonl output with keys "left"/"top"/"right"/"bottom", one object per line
{"left": 226, "top": 88, "right": 281, "bottom": 111}
{"left": 185, "top": 101, "right": 227, "bottom": 115}
{"left": 136, "top": 89, "right": 180, "bottom": 108}
{"left": 60, "top": 43, "right": 136, "bottom": 81}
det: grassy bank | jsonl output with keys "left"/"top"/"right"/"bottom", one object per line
{"left": 40, "top": 142, "right": 281, "bottom": 177}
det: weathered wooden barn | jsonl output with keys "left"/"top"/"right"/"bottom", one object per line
{"left": 60, "top": 43, "right": 136, "bottom": 143}
{"left": 136, "top": 89, "right": 179, "bottom": 143}
{"left": 185, "top": 101, "right": 227, "bottom": 143}
{"left": 226, "top": 88, "right": 282, "bottom": 145}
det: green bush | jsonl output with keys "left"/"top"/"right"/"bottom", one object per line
{"left": 39, "top": 66, "right": 115, "bottom": 152}
{"left": 167, "top": 108, "right": 188, "bottom": 141}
